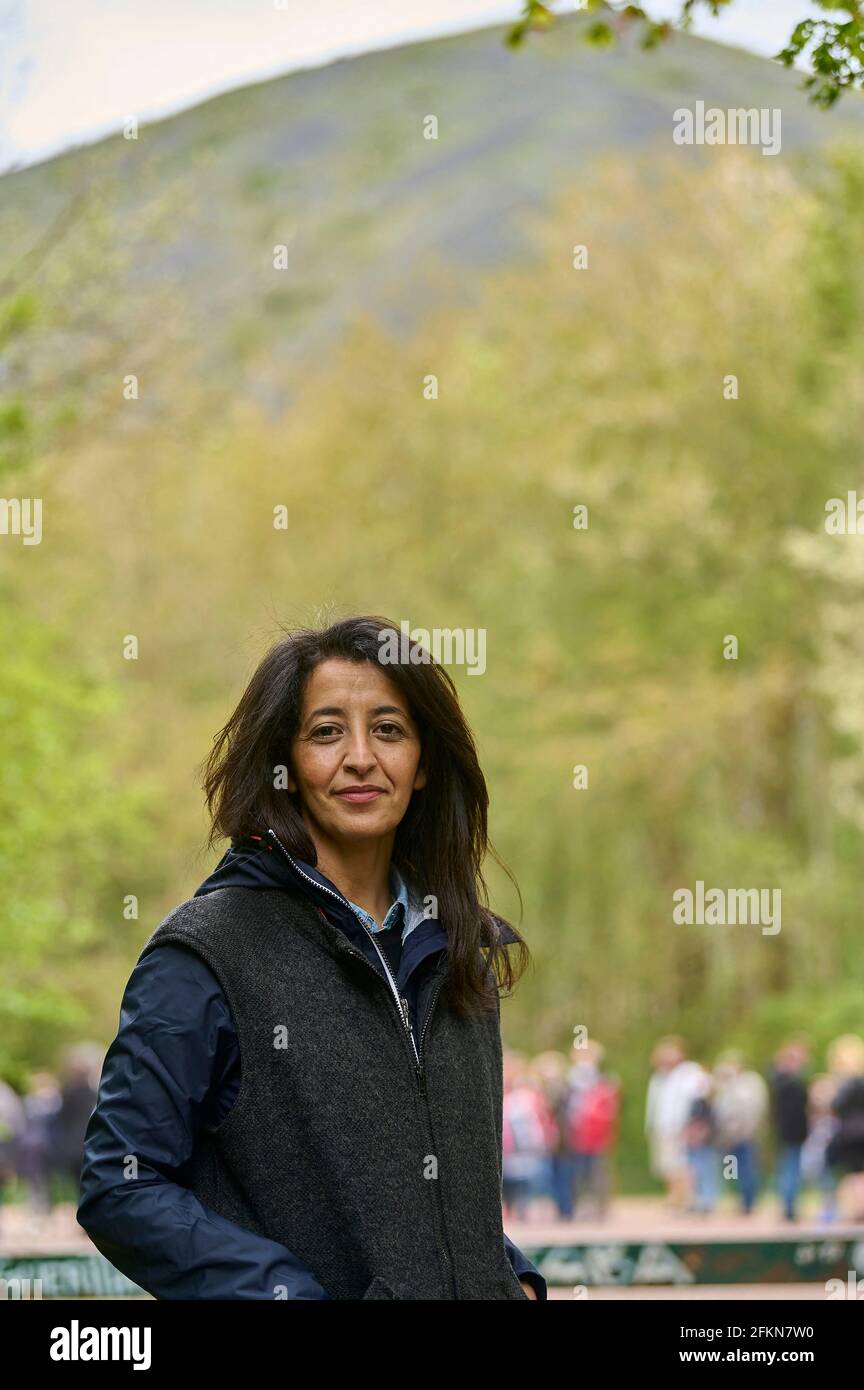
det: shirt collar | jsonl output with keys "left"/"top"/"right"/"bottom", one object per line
{"left": 346, "top": 864, "right": 411, "bottom": 937}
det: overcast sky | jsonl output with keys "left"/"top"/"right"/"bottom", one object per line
{"left": 0, "top": 0, "right": 827, "bottom": 174}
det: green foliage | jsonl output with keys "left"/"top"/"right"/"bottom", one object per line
{"left": 0, "top": 593, "right": 162, "bottom": 1079}
{"left": 509, "top": 0, "right": 864, "bottom": 106}
{"left": 0, "top": 400, "right": 32, "bottom": 475}
{"left": 0, "top": 290, "right": 39, "bottom": 347}
{"left": 506, "top": 0, "right": 555, "bottom": 48}
{"left": 0, "top": 170, "right": 201, "bottom": 481}
{"left": 778, "top": 2, "right": 864, "bottom": 108}
{"left": 585, "top": 20, "right": 616, "bottom": 49}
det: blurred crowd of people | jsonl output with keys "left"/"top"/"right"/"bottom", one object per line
{"left": 504, "top": 1033, "right": 864, "bottom": 1224}
{"left": 645, "top": 1034, "right": 864, "bottom": 1222}
{"left": 4, "top": 1031, "right": 864, "bottom": 1232}
{"left": 503, "top": 1041, "right": 620, "bottom": 1222}
{"left": 0, "top": 1042, "right": 101, "bottom": 1231}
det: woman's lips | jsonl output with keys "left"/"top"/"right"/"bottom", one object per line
{"left": 334, "top": 788, "right": 383, "bottom": 803}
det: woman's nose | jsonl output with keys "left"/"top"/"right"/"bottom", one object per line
{"left": 344, "top": 738, "right": 376, "bottom": 771}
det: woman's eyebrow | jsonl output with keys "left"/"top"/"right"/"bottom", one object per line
{"left": 305, "top": 704, "right": 405, "bottom": 719}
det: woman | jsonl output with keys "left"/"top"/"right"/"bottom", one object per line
{"left": 78, "top": 616, "right": 546, "bottom": 1300}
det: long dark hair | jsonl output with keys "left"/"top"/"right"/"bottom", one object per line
{"left": 199, "top": 615, "right": 529, "bottom": 1015}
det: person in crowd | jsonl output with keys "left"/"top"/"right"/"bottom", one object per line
{"left": 18, "top": 1070, "right": 62, "bottom": 1220}
{"left": 801, "top": 1072, "right": 840, "bottom": 1224}
{"left": 502, "top": 1052, "right": 558, "bottom": 1223}
{"left": 531, "top": 1050, "right": 573, "bottom": 1218}
{"left": 0, "top": 1077, "right": 25, "bottom": 1235}
{"left": 683, "top": 1072, "right": 718, "bottom": 1215}
{"left": 502, "top": 1052, "right": 533, "bottom": 1219}
{"left": 563, "top": 1040, "right": 619, "bottom": 1221}
{"left": 645, "top": 1036, "right": 706, "bottom": 1211}
{"left": 712, "top": 1050, "right": 768, "bottom": 1215}
{"left": 768, "top": 1037, "right": 810, "bottom": 1222}
{"left": 55, "top": 1043, "right": 101, "bottom": 1205}
{"left": 825, "top": 1034, "right": 864, "bottom": 1221}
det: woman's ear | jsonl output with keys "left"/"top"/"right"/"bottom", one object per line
{"left": 413, "top": 760, "right": 427, "bottom": 792}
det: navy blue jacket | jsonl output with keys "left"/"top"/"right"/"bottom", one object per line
{"left": 77, "top": 834, "right": 547, "bottom": 1300}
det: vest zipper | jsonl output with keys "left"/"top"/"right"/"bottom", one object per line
{"left": 266, "top": 828, "right": 419, "bottom": 1061}
{"left": 267, "top": 826, "right": 458, "bottom": 1297}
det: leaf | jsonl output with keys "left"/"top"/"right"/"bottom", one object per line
{"left": 641, "top": 20, "right": 673, "bottom": 50}
{"left": 585, "top": 19, "right": 616, "bottom": 48}
{"left": 505, "top": 23, "right": 528, "bottom": 48}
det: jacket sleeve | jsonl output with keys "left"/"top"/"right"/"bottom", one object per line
{"left": 76, "top": 944, "right": 330, "bottom": 1300}
{"left": 504, "top": 1231, "right": 548, "bottom": 1300}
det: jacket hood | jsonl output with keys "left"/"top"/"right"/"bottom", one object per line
{"left": 193, "top": 833, "right": 520, "bottom": 947}
{"left": 194, "top": 833, "right": 322, "bottom": 899}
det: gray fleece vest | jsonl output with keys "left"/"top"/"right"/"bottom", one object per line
{"left": 138, "top": 884, "right": 527, "bottom": 1300}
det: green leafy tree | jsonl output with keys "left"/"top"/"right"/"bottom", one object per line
{"left": 0, "top": 594, "right": 162, "bottom": 1083}
{"left": 508, "top": 0, "right": 864, "bottom": 107}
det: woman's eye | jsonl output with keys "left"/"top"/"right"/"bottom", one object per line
{"left": 311, "top": 725, "right": 342, "bottom": 739}
{"left": 375, "top": 722, "right": 404, "bottom": 738}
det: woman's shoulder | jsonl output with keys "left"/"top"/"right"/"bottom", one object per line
{"left": 140, "top": 884, "right": 290, "bottom": 956}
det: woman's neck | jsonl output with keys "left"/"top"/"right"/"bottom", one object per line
{"left": 310, "top": 830, "right": 396, "bottom": 924}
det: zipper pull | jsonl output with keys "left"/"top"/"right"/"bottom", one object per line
{"left": 416, "top": 1064, "right": 426, "bottom": 1094}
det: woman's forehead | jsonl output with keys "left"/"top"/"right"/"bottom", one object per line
{"left": 302, "top": 658, "right": 406, "bottom": 707}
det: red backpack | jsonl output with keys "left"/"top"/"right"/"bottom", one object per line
{"left": 568, "top": 1079, "right": 619, "bottom": 1154}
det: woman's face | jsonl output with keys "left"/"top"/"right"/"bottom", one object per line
{"left": 288, "top": 658, "right": 427, "bottom": 848}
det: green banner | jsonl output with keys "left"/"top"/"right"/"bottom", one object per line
{"left": 522, "top": 1237, "right": 864, "bottom": 1286}
{"left": 0, "top": 1254, "right": 146, "bottom": 1299}
{"left": 3, "top": 1238, "right": 862, "bottom": 1296}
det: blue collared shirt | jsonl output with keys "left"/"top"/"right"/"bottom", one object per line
{"left": 345, "top": 864, "right": 412, "bottom": 937}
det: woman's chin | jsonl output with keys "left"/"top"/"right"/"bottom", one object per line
{"left": 328, "top": 811, "right": 395, "bottom": 841}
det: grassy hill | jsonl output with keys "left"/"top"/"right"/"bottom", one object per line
{"left": 1, "top": 11, "right": 863, "bottom": 442}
